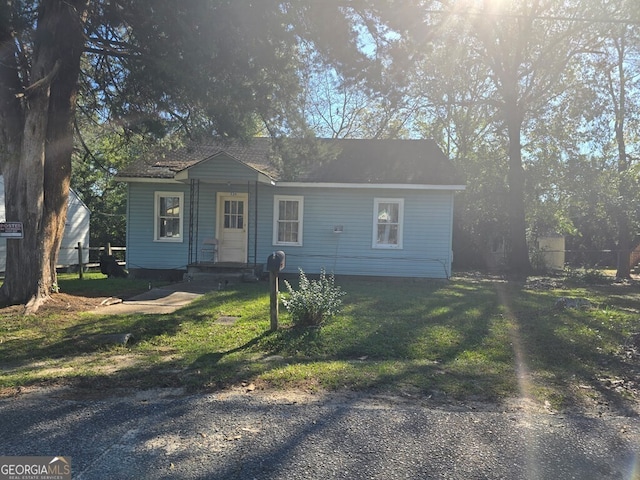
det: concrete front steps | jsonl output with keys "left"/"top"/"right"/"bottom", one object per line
{"left": 185, "top": 262, "right": 263, "bottom": 288}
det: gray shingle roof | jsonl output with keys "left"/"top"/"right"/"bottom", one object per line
{"left": 117, "top": 137, "right": 463, "bottom": 186}
{"left": 117, "top": 138, "right": 277, "bottom": 180}
{"left": 303, "top": 138, "right": 462, "bottom": 185}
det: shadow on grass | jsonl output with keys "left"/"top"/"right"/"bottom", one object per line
{"left": 0, "top": 287, "right": 261, "bottom": 370}
{"left": 3, "top": 277, "right": 640, "bottom": 416}
{"left": 0, "top": 313, "right": 182, "bottom": 369}
{"left": 174, "top": 279, "right": 518, "bottom": 401}
{"left": 192, "top": 330, "right": 274, "bottom": 367}
{"left": 499, "top": 281, "right": 640, "bottom": 415}
{"left": 58, "top": 274, "right": 163, "bottom": 299}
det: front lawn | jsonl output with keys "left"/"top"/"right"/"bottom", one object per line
{"left": 1, "top": 272, "right": 639, "bottom": 414}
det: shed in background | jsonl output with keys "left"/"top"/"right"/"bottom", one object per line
{"left": 536, "top": 234, "right": 566, "bottom": 271}
{"left": 0, "top": 177, "right": 90, "bottom": 272}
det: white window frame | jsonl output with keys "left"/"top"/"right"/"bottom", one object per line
{"left": 372, "top": 198, "right": 404, "bottom": 249}
{"left": 273, "top": 195, "right": 304, "bottom": 246}
{"left": 154, "top": 191, "right": 184, "bottom": 242}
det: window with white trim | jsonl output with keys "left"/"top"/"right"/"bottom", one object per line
{"left": 373, "top": 198, "right": 404, "bottom": 248}
{"left": 154, "top": 192, "right": 184, "bottom": 241}
{"left": 273, "top": 195, "right": 303, "bottom": 246}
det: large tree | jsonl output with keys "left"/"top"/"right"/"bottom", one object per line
{"left": 598, "top": 16, "right": 640, "bottom": 278}
{"left": 0, "top": 0, "right": 89, "bottom": 312}
{"left": 467, "top": 0, "right": 592, "bottom": 273}
{"left": 412, "top": 16, "right": 507, "bottom": 269}
{"left": 523, "top": 0, "right": 640, "bottom": 273}
{"left": 404, "top": 1, "right": 594, "bottom": 273}
{"left": 0, "top": 0, "right": 398, "bottom": 312}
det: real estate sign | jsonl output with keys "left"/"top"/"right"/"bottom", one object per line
{"left": 0, "top": 222, "right": 23, "bottom": 238}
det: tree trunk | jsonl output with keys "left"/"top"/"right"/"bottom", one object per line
{"left": 614, "top": 105, "right": 631, "bottom": 279}
{"left": 614, "top": 140, "right": 632, "bottom": 279}
{"left": 613, "top": 36, "right": 632, "bottom": 280}
{"left": 504, "top": 101, "right": 531, "bottom": 275}
{"left": 0, "top": 0, "right": 88, "bottom": 312}
{"left": 616, "top": 211, "right": 632, "bottom": 279}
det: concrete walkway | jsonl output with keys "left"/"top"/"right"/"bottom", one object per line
{"left": 92, "top": 280, "right": 217, "bottom": 315}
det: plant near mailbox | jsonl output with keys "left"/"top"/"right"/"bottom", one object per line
{"left": 283, "top": 269, "right": 345, "bottom": 326}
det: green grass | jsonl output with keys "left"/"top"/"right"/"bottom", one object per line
{"left": 51, "top": 271, "right": 165, "bottom": 297}
{"left": 1, "top": 272, "right": 639, "bottom": 413}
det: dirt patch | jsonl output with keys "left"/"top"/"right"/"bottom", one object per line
{"left": 0, "top": 293, "right": 110, "bottom": 317}
{"left": 44, "top": 293, "right": 108, "bottom": 312}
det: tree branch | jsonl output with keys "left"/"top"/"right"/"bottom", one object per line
{"left": 17, "top": 59, "right": 61, "bottom": 98}
{"left": 84, "top": 46, "right": 134, "bottom": 58}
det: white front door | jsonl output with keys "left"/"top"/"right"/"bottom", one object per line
{"left": 216, "top": 193, "right": 248, "bottom": 263}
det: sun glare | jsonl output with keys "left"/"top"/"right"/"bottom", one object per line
{"left": 442, "top": 0, "right": 519, "bottom": 26}
{"left": 463, "top": 0, "right": 517, "bottom": 15}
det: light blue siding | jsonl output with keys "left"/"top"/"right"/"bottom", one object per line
{"left": 126, "top": 181, "right": 254, "bottom": 270}
{"left": 126, "top": 183, "right": 191, "bottom": 270}
{"left": 125, "top": 157, "right": 265, "bottom": 270}
{"left": 255, "top": 185, "right": 455, "bottom": 279}
{"left": 126, "top": 181, "right": 456, "bottom": 279}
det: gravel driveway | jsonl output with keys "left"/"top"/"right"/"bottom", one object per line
{"left": 1, "top": 388, "right": 639, "bottom": 479}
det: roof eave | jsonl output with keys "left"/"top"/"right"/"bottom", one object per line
{"left": 114, "top": 176, "right": 182, "bottom": 183}
{"left": 275, "top": 182, "right": 466, "bottom": 190}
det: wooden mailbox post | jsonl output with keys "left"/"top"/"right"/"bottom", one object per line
{"left": 266, "top": 251, "right": 285, "bottom": 331}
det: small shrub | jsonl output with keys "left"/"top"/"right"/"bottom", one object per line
{"left": 529, "top": 246, "right": 549, "bottom": 273}
{"left": 564, "top": 267, "right": 612, "bottom": 285}
{"left": 581, "top": 269, "right": 611, "bottom": 284}
{"left": 283, "top": 269, "right": 345, "bottom": 326}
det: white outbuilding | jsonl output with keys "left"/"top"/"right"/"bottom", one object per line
{"left": 0, "top": 176, "right": 90, "bottom": 272}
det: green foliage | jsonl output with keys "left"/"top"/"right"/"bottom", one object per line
{"left": 71, "top": 119, "right": 179, "bottom": 248}
{"left": 528, "top": 245, "right": 549, "bottom": 273}
{"left": 282, "top": 269, "right": 345, "bottom": 327}
{"left": 563, "top": 267, "right": 612, "bottom": 286}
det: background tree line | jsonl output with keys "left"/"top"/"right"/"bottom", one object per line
{"left": 2, "top": 0, "right": 638, "bottom": 310}
{"left": 300, "top": 0, "right": 640, "bottom": 278}
{"left": 75, "top": 0, "right": 640, "bottom": 278}
{"left": 286, "top": 0, "right": 640, "bottom": 276}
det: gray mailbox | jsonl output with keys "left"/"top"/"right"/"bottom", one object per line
{"left": 266, "top": 251, "right": 286, "bottom": 273}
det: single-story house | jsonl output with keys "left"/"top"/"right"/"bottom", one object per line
{"left": 116, "top": 138, "right": 465, "bottom": 279}
{"left": 0, "top": 176, "right": 90, "bottom": 272}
